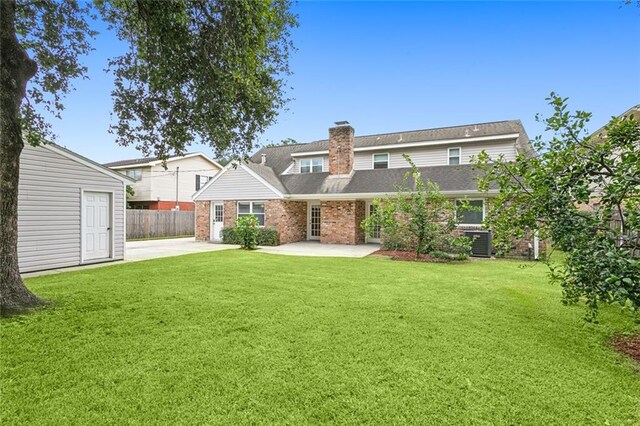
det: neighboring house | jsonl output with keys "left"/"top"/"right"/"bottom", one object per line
{"left": 18, "top": 143, "right": 132, "bottom": 273}
{"left": 578, "top": 104, "right": 640, "bottom": 213}
{"left": 193, "top": 120, "right": 537, "bottom": 256}
{"left": 104, "top": 153, "right": 222, "bottom": 211}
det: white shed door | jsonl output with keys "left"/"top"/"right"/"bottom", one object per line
{"left": 83, "top": 192, "right": 111, "bottom": 260}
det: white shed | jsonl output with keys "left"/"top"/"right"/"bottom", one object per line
{"left": 18, "top": 143, "right": 132, "bottom": 273}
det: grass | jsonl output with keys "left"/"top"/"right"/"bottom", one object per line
{"left": 1, "top": 250, "right": 639, "bottom": 425}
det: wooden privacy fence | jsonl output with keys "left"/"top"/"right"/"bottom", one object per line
{"left": 126, "top": 210, "right": 195, "bottom": 240}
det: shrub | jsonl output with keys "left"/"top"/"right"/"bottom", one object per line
{"left": 221, "top": 225, "right": 280, "bottom": 247}
{"left": 436, "top": 235, "right": 472, "bottom": 259}
{"left": 234, "top": 215, "right": 260, "bottom": 249}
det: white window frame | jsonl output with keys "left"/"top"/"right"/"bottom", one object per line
{"left": 299, "top": 157, "right": 323, "bottom": 174}
{"left": 372, "top": 153, "right": 390, "bottom": 169}
{"left": 237, "top": 201, "right": 266, "bottom": 227}
{"left": 455, "top": 198, "right": 485, "bottom": 227}
{"left": 448, "top": 147, "right": 462, "bottom": 165}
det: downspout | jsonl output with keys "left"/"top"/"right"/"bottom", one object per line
{"left": 533, "top": 230, "right": 539, "bottom": 260}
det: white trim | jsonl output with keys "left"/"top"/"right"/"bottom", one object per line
{"left": 80, "top": 188, "right": 115, "bottom": 264}
{"left": 455, "top": 198, "right": 485, "bottom": 227}
{"left": 372, "top": 152, "right": 389, "bottom": 169}
{"left": 366, "top": 201, "right": 381, "bottom": 243}
{"left": 355, "top": 133, "right": 520, "bottom": 152}
{"left": 288, "top": 133, "right": 520, "bottom": 157}
{"left": 299, "top": 157, "right": 323, "bottom": 174}
{"left": 110, "top": 152, "right": 223, "bottom": 170}
{"left": 281, "top": 161, "right": 296, "bottom": 175}
{"left": 44, "top": 144, "right": 134, "bottom": 183}
{"left": 123, "top": 181, "right": 127, "bottom": 259}
{"left": 307, "top": 201, "right": 321, "bottom": 240}
{"left": 291, "top": 150, "right": 329, "bottom": 158}
{"left": 211, "top": 202, "right": 224, "bottom": 241}
{"left": 448, "top": 147, "right": 462, "bottom": 165}
{"left": 286, "top": 190, "right": 498, "bottom": 201}
{"left": 192, "top": 161, "right": 284, "bottom": 200}
{"left": 533, "top": 230, "right": 540, "bottom": 260}
{"left": 236, "top": 200, "right": 266, "bottom": 227}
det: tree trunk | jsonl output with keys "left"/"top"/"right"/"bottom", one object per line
{"left": 0, "top": 0, "right": 43, "bottom": 315}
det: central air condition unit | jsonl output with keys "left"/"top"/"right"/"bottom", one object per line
{"left": 464, "top": 230, "right": 492, "bottom": 258}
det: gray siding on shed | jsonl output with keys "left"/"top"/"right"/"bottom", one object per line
{"left": 196, "top": 166, "right": 281, "bottom": 200}
{"left": 18, "top": 144, "right": 126, "bottom": 273}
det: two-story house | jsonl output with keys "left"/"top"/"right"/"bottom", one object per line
{"left": 192, "top": 120, "right": 534, "bottom": 254}
{"left": 105, "top": 153, "right": 222, "bottom": 211}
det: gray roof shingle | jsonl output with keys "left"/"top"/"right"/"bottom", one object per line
{"left": 279, "top": 164, "right": 488, "bottom": 195}
{"left": 239, "top": 120, "right": 528, "bottom": 196}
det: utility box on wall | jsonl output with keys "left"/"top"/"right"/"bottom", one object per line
{"left": 464, "top": 230, "right": 492, "bottom": 258}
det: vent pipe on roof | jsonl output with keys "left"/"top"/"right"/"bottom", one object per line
{"left": 261, "top": 153, "right": 266, "bottom": 165}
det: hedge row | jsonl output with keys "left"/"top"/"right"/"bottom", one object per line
{"left": 221, "top": 227, "right": 279, "bottom": 246}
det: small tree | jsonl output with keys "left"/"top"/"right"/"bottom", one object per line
{"left": 362, "top": 154, "right": 470, "bottom": 258}
{"left": 474, "top": 93, "right": 640, "bottom": 321}
{"left": 235, "top": 215, "right": 260, "bottom": 250}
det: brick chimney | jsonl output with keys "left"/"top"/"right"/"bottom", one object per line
{"left": 328, "top": 121, "right": 354, "bottom": 175}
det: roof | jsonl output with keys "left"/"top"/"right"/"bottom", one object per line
{"left": 589, "top": 104, "right": 640, "bottom": 140}
{"left": 252, "top": 120, "right": 531, "bottom": 175}
{"left": 195, "top": 120, "right": 527, "bottom": 200}
{"left": 44, "top": 143, "right": 135, "bottom": 183}
{"left": 279, "top": 164, "right": 491, "bottom": 195}
{"left": 104, "top": 152, "right": 222, "bottom": 169}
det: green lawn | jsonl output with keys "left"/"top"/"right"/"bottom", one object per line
{"left": 2, "top": 251, "right": 639, "bottom": 425}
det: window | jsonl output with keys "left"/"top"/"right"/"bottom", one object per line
{"left": 373, "top": 153, "right": 389, "bottom": 169}
{"left": 456, "top": 199, "right": 484, "bottom": 225}
{"left": 195, "top": 174, "right": 211, "bottom": 191}
{"left": 124, "top": 168, "right": 142, "bottom": 181}
{"left": 237, "top": 201, "right": 265, "bottom": 226}
{"left": 448, "top": 148, "right": 461, "bottom": 165}
{"left": 300, "top": 158, "right": 323, "bottom": 174}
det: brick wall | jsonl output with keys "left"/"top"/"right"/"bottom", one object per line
{"left": 223, "top": 201, "right": 237, "bottom": 228}
{"left": 328, "top": 125, "right": 355, "bottom": 175}
{"left": 195, "top": 201, "right": 210, "bottom": 241}
{"left": 266, "top": 200, "right": 308, "bottom": 244}
{"left": 320, "top": 200, "right": 365, "bottom": 245}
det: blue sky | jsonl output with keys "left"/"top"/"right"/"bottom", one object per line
{"left": 41, "top": 1, "right": 639, "bottom": 163}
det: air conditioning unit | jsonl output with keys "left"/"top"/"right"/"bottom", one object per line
{"left": 464, "top": 230, "right": 492, "bottom": 258}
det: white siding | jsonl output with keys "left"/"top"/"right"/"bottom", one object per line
{"left": 123, "top": 167, "right": 152, "bottom": 201}
{"left": 289, "top": 155, "right": 329, "bottom": 173}
{"left": 353, "top": 140, "right": 517, "bottom": 170}
{"left": 18, "top": 145, "right": 126, "bottom": 273}
{"left": 149, "top": 156, "right": 220, "bottom": 202}
{"left": 121, "top": 156, "right": 220, "bottom": 202}
{"left": 196, "top": 166, "right": 281, "bottom": 200}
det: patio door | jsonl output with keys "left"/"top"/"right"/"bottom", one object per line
{"left": 367, "top": 202, "right": 381, "bottom": 243}
{"left": 211, "top": 203, "right": 224, "bottom": 242}
{"left": 308, "top": 203, "right": 321, "bottom": 240}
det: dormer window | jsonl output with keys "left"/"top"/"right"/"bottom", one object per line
{"left": 300, "top": 158, "right": 323, "bottom": 174}
{"left": 373, "top": 153, "right": 389, "bottom": 169}
{"left": 448, "top": 148, "right": 461, "bottom": 165}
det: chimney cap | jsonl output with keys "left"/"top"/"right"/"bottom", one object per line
{"left": 334, "top": 120, "right": 350, "bottom": 126}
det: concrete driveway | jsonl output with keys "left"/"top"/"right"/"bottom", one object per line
{"left": 125, "top": 237, "right": 237, "bottom": 262}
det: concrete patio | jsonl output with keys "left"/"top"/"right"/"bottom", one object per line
{"left": 257, "top": 241, "right": 380, "bottom": 258}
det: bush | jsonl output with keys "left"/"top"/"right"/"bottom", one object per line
{"left": 436, "top": 235, "right": 472, "bottom": 258}
{"left": 234, "top": 215, "right": 260, "bottom": 249}
{"left": 221, "top": 225, "right": 280, "bottom": 247}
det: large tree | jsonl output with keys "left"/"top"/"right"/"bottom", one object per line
{"left": 0, "top": 0, "right": 296, "bottom": 315}
{"left": 474, "top": 94, "right": 640, "bottom": 321}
